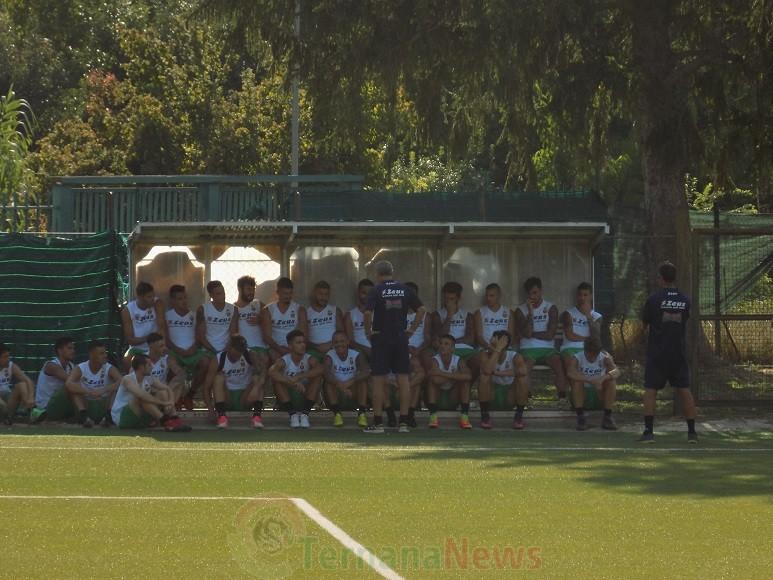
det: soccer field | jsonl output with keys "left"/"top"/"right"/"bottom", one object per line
{"left": 2, "top": 427, "right": 772, "bottom": 579}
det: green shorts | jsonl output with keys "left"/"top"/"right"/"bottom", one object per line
{"left": 45, "top": 389, "right": 76, "bottom": 421}
{"left": 117, "top": 406, "right": 152, "bottom": 429}
{"left": 454, "top": 347, "right": 477, "bottom": 360}
{"left": 172, "top": 349, "right": 211, "bottom": 372}
{"left": 227, "top": 388, "right": 257, "bottom": 412}
{"left": 84, "top": 398, "right": 109, "bottom": 422}
{"left": 249, "top": 346, "right": 270, "bottom": 355}
{"left": 521, "top": 348, "right": 559, "bottom": 364}
{"left": 560, "top": 347, "right": 583, "bottom": 357}
{"left": 570, "top": 383, "right": 602, "bottom": 411}
{"left": 306, "top": 349, "right": 325, "bottom": 362}
{"left": 125, "top": 347, "right": 148, "bottom": 357}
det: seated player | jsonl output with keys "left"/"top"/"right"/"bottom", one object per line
{"left": 404, "top": 282, "right": 431, "bottom": 426}
{"left": 473, "top": 283, "right": 514, "bottom": 349}
{"left": 212, "top": 334, "right": 266, "bottom": 429}
{"left": 433, "top": 281, "right": 476, "bottom": 359}
{"left": 146, "top": 332, "right": 187, "bottom": 403}
{"left": 306, "top": 280, "right": 344, "bottom": 361}
{"left": 65, "top": 340, "right": 123, "bottom": 428}
{"left": 560, "top": 282, "right": 602, "bottom": 364}
{"left": 268, "top": 330, "right": 323, "bottom": 429}
{"left": 344, "top": 278, "right": 374, "bottom": 357}
{"left": 234, "top": 275, "right": 270, "bottom": 371}
{"left": 34, "top": 336, "right": 77, "bottom": 422}
{"left": 261, "top": 277, "right": 307, "bottom": 362}
{"left": 111, "top": 355, "right": 191, "bottom": 431}
{"left": 121, "top": 281, "right": 164, "bottom": 371}
{"left": 427, "top": 335, "right": 473, "bottom": 429}
{"left": 0, "top": 343, "right": 38, "bottom": 425}
{"left": 565, "top": 337, "right": 619, "bottom": 431}
{"left": 514, "top": 277, "right": 568, "bottom": 401}
{"left": 477, "top": 330, "right": 528, "bottom": 429}
{"left": 324, "top": 331, "right": 371, "bottom": 428}
{"left": 165, "top": 284, "right": 208, "bottom": 409}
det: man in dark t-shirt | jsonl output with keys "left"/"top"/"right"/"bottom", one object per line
{"left": 363, "top": 260, "right": 425, "bottom": 433}
{"left": 639, "top": 261, "right": 698, "bottom": 444}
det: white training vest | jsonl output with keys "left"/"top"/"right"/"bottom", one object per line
{"left": 237, "top": 299, "right": 266, "bottom": 348}
{"left": 79, "top": 361, "right": 113, "bottom": 391}
{"left": 406, "top": 311, "right": 426, "bottom": 348}
{"left": 126, "top": 299, "right": 158, "bottom": 353}
{"left": 218, "top": 351, "right": 252, "bottom": 391}
{"left": 438, "top": 307, "right": 473, "bottom": 349}
{"left": 204, "top": 302, "right": 234, "bottom": 352}
{"left": 307, "top": 304, "right": 338, "bottom": 345}
{"left": 517, "top": 301, "right": 555, "bottom": 350}
{"left": 282, "top": 353, "right": 311, "bottom": 379}
{"left": 0, "top": 361, "right": 14, "bottom": 394}
{"left": 492, "top": 350, "right": 518, "bottom": 386}
{"left": 327, "top": 348, "right": 359, "bottom": 382}
{"left": 348, "top": 307, "right": 371, "bottom": 348}
{"left": 166, "top": 308, "right": 196, "bottom": 350}
{"left": 433, "top": 353, "right": 460, "bottom": 389}
{"left": 479, "top": 305, "right": 510, "bottom": 343}
{"left": 149, "top": 355, "right": 168, "bottom": 384}
{"left": 111, "top": 371, "right": 152, "bottom": 424}
{"left": 268, "top": 302, "right": 300, "bottom": 347}
{"left": 560, "top": 307, "right": 603, "bottom": 351}
{"left": 35, "top": 358, "right": 74, "bottom": 407}
{"left": 574, "top": 350, "right": 609, "bottom": 382}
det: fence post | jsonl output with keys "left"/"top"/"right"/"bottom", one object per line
{"left": 713, "top": 205, "right": 721, "bottom": 356}
{"left": 690, "top": 232, "right": 701, "bottom": 404}
{"left": 51, "top": 184, "right": 74, "bottom": 232}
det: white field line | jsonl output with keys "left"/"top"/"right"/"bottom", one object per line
{"left": 0, "top": 445, "right": 771, "bottom": 453}
{"left": 0, "top": 494, "right": 402, "bottom": 580}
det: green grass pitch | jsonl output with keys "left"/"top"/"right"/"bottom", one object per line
{"left": 1, "top": 429, "right": 772, "bottom": 579}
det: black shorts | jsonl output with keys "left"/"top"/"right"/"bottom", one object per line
{"left": 370, "top": 333, "right": 410, "bottom": 376}
{"left": 644, "top": 356, "right": 690, "bottom": 390}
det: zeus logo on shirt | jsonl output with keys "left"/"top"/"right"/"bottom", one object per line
{"left": 168, "top": 319, "right": 193, "bottom": 327}
{"left": 484, "top": 316, "right": 508, "bottom": 325}
{"left": 207, "top": 316, "right": 230, "bottom": 324}
{"left": 134, "top": 312, "right": 155, "bottom": 323}
{"left": 274, "top": 319, "right": 297, "bottom": 328}
{"left": 661, "top": 300, "right": 687, "bottom": 310}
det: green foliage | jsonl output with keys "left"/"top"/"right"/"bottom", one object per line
{"left": 0, "top": 87, "right": 36, "bottom": 229}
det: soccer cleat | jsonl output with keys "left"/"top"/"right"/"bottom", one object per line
{"left": 638, "top": 431, "right": 655, "bottom": 443}
{"left": 602, "top": 415, "right": 618, "bottom": 431}
{"left": 407, "top": 415, "right": 417, "bottom": 429}
{"left": 182, "top": 396, "right": 195, "bottom": 411}
{"left": 386, "top": 414, "right": 397, "bottom": 428}
{"left": 428, "top": 413, "right": 439, "bottom": 429}
{"left": 363, "top": 424, "right": 385, "bottom": 434}
{"left": 480, "top": 417, "right": 493, "bottom": 430}
{"left": 459, "top": 414, "right": 472, "bottom": 429}
{"left": 165, "top": 417, "right": 192, "bottom": 432}
{"left": 333, "top": 413, "right": 344, "bottom": 427}
{"left": 251, "top": 415, "right": 264, "bottom": 429}
{"left": 512, "top": 418, "right": 525, "bottom": 430}
{"left": 290, "top": 413, "right": 301, "bottom": 429}
{"left": 357, "top": 413, "right": 368, "bottom": 428}
{"left": 687, "top": 432, "right": 698, "bottom": 444}
{"left": 398, "top": 422, "right": 410, "bottom": 433}
{"left": 81, "top": 416, "right": 94, "bottom": 429}
{"left": 101, "top": 413, "right": 114, "bottom": 428}
{"left": 300, "top": 414, "right": 310, "bottom": 429}
{"left": 576, "top": 415, "right": 588, "bottom": 431}
{"left": 216, "top": 415, "right": 229, "bottom": 429}
{"left": 30, "top": 407, "right": 47, "bottom": 424}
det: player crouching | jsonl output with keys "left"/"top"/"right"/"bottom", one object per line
{"left": 269, "top": 330, "right": 323, "bottom": 429}
{"left": 324, "top": 331, "right": 371, "bottom": 427}
{"left": 565, "top": 337, "right": 619, "bottom": 431}
{"left": 427, "top": 335, "right": 473, "bottom": 429}
{"left": 212, "top": 335, "right": 266, "bottom": 430}
{"left": 112, "top": 355, "right": 191, "bottom": 431}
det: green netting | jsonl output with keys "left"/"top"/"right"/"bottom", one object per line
{"left": 0, "top": 231, "right": 129, "bottom": 379}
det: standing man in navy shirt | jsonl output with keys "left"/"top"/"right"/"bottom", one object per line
{"left": 639, "top": 261, "right": 698, "bottom": 444}
{"left": 364, "top": 260, "right": 426, "bottom": 433}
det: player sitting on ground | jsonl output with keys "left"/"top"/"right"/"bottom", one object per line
{"left": 261, "top": 277, "right": 307, "bottom": 362}
{"left": 234, "top": 275, "right": 270, "bottom": 371}
{"left": 111, "top": 354, "right": 191, "bottom": 432}
{"left": 165, "top": 284, "right": 207, "bottom": 410}
{"left": 65, "top": 340, "right": 123, "bottom": 428}
{"left": 0, "top": 343, "right": 38, "bottom": 425}
{"left": 344, "top": 278, "right": 374, "bottom": 358}
{"left": 212, "top": 334, "right": 266, "bottom": 430}
{"left": 478, "top": 330, "right": 528, "bottom": 429}
{"left": 560, "top": 282, "right": 602, "bottom": 368}
{"left": 146, "top": 332, "right": 187, "bottom": 404}
{"left": 427, "top": 334, "right": 473, "bottom": 429}
{"left": 306, "top": 280, "right": 344, "bottom": 361}
{"left": 121, "top": 281, "right": 164, "bottom": 371}
{"left": 324, "top": 330, "right": 371, "bottom": 428}
{"left": 268, "top": 330, "right": 323, "bottom": 429}
{"left": 34, "top": 336, "right": 76, "bottom": 422}
{"left": 515, "top": 277, "right": 568, "bottom": 401}
{"left": 565, "top": 337, "right": 619, "bottom": 431}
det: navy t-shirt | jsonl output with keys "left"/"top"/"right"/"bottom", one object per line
{"left": 365, "top": 280, "right": 422, "bottom": 339}
{"left": 642, "top": 287, "right": 691, "bottom": 362}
